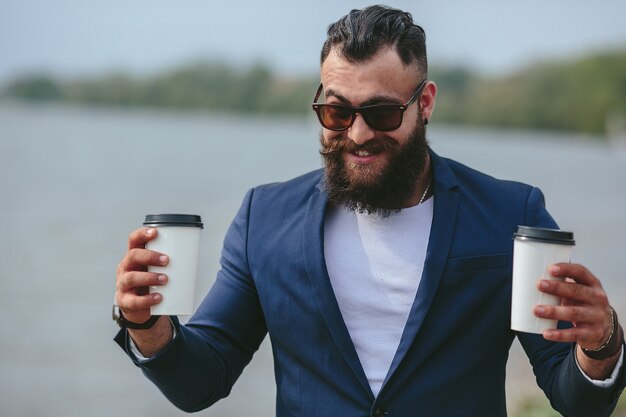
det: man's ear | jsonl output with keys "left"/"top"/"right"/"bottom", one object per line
{"left": 420, "top": 81, "right": 437, "bottom": 123}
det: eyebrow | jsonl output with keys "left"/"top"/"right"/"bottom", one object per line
{"left": 324, "top": 88, "right": 403, "bottom": 106}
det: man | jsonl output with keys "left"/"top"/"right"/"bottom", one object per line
{"left": 114, "top": 5, "right": 625, "bottom": 416}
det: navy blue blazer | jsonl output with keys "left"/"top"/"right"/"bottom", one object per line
{"left": 116, "top": 150, "right": 625, "bottom": 416}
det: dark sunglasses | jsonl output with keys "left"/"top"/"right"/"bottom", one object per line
{"left": 311, "top": 79, "right": 426, "bottom": 132}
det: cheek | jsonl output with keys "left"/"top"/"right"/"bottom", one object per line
{"left": 385, "top": 131, "right": 408, "bottom": 147}
{"left": 320, "top": 130, "right": 343, "bottom": 147}
{"left": 392, "top": 118, "right": 419, "bottom": 143}
{"left": 324, "top": 129, "right": 342, "bottom": 140}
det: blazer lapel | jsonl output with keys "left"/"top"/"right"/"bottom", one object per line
{"left": 382, "top": 150, "right": 460, "bottom": 387}
{"left": 302, "top": 181, "right": 374, "bottom": 401}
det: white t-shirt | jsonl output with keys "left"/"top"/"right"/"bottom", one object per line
{"left": 324, "top": 197, "right": 434, "bottom": 397}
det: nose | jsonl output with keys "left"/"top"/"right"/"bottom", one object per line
{"left": 347, "top": 113, "right": 376, "bottom": 145}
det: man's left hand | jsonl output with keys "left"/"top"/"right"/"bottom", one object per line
{"left": 534, "top": 263, "right": 621, "bottom": 379}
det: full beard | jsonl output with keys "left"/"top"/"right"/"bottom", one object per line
{"left": 320, "top": 120, "right": 429, "bottom": 217}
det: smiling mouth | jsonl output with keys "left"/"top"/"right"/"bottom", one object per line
{"left": 346, "top": 148, "right": 386, "bottom": 166}
{"left": 321, "top": 135, "right": 396, "bottom": 161}
{"left": 343, "top": 139, "right": 395, "bottom": 165}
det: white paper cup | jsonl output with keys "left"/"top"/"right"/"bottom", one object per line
{"left": 511, "top": 226, "right": 575, "bottom": 334}
{"left": 144, "top": 214, "right": 203, "bottom": 316}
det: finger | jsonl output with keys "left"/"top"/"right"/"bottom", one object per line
{"left": 537, "top": 279, "right": 606, "bottom": 305}
{"left": 128, "top": 227, "right": 159, "bottom": 250}
{"left": 119, "top": 248, "right": 169, "bottom": 272}
{"left": 542, "top": 327, "right": 585, "bottom": 344}
{"left": 117, "top": 291, "right": 162, "bottom": 313}
{"left": 549, "top": 263, "right": 601, "bottom": 288}
{"left": 117, "top": 271, "right": 167, "bottom": 293}
{"left": 543, "top": 324, "right": 609, "bottom": 349}
{"left": 534, "top": 304, "right": 604, "bottom": 324}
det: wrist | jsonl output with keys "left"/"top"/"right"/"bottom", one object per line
{"left": 581, "top": 307, "right": 624, "bottom": 361}
{"left": 127, "top": 316, "right": 175, "bottom": 358}
{"left": 112, "top": 305, "right": 161, "bottom": 330}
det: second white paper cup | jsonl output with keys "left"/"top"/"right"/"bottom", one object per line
{"left": 144, "top": 214, "right": 203, "bottom": 316}
{"left": 511, "top": 226, "right": 575, "bottom": 334}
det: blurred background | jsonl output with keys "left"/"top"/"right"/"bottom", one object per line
{"left": 1, "top": 1, "right": 625, "bottom": 416}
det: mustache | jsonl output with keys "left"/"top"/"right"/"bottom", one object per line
{"left": 319, "top": 135, "right": 398, "bottom": 157}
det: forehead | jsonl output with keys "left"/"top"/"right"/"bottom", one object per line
{"left": 320, "top": 47, "right": 418, "bottom": 103}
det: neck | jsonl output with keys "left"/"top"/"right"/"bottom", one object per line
{"left": 403, "top": 153, "right": 432, "bottom": 208}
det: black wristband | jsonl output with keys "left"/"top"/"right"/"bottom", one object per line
{"left": 582, "top": 308, "right": 624, "bottom": 361}
{"left": 112, "top": 305, "right": 161, "bottom": 330}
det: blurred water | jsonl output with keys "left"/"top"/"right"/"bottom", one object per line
{"left": 0, "top": 101, "right": 624, "bottom": 417}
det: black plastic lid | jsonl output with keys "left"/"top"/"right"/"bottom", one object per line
{"left": 143, "top": 214, "right": 203, "bottom": 228}
{"left": 514, "top": 226, "right": 574, "bottom": 245}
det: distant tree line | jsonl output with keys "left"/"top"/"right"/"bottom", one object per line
{"left": 2, "top": 49, "right": 625, "bottom": 136}
{"left": 432, "top": 49, "right": 626, "bottom": 135}
{"left": 2, "top": 62, "right": 318, "bottom": 116}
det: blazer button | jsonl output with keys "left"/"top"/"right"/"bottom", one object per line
{"left": 373, "top": 408, "right": 384, "bottom": 417}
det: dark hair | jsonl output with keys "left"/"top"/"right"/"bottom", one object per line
{"left": 320, "top": 5, "right": 428, "bottom": 77}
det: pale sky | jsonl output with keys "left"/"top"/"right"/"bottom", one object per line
{"left": 1, "top": 0, "right": 625, "bottom": 83}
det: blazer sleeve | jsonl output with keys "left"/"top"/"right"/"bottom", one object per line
{"left": 517, "top": 186, "right": 626, "bottom": 417}
{"left": 114, "top": 188, "right": 268, "bottom": 412}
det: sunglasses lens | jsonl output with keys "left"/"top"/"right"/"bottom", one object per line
{"left": 362, "top": 107, "right": 403, "bottom": 131}
{"left": 314, "top": 104, "right": 406, "bottom": 131}
{"left": 319, "top": 106, "right": 354, "bottom": 130}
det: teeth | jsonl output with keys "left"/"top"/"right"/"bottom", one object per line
{"left": 356, "top": 150, "right": 370, "bottom": 156}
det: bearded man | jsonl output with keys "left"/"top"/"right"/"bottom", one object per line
{"left": 114, "top": 5, "right": 625, "bottom": 416}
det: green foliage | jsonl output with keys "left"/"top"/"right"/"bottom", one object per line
{"left": 429, "top": 65, "right": 475, "bottom": 122}
{"left": 2, "top": 60, "right": 318, "bottom": 116}
{"left": 2, "top": 48, "right": 625, "bottom": 135}
{"left": 432, "top": 49, "right": 626, "bottom": 135}
{"left": 4, "top": 75, "right": 62, "bottom": 100}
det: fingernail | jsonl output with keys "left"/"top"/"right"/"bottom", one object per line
{"left": 146, "top": 228, "right": 154, "bottom": 236}
{"left": 539, "top": 280, "right": 550, "bottom": 290}
{"left": 535, "top": 306, "right": 545, "bottom": 315}
{"left": 544, "top": 330, "right": 555, "bottom": 338}
{"left": 550, "top": 265, "right": 561, "bottom": 275}
{"left": 157, "top": 274, "right": 167, "bottom": 283}
{"left": 159, "top": 255, "right": 168, "bottom": 264}
{"left": 152, "top": 293, "right": 162, "bottom": 302}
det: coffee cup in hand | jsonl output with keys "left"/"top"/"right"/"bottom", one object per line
{"left": 511, "top": 226, "right": 575, "bottom": 334}
{"left": 143, "top": 214, "right": 203, "bottom": 316}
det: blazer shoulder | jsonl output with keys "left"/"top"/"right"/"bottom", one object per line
{"left": 442, "top": 156, "right": 535, "bottom": 200}
{"left": 248, "top": 169, "right": 324, "bottom": 212}
{"left": 254, "top": 169, "right": 324, "bottom": 192}
{"left": 439, "top": 155, "right": 556, "bottom": 228}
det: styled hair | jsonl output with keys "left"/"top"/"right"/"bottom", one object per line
{"left": 320, "top": 5, "right": 428, "bottom": 77}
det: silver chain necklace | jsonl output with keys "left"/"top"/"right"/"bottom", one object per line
{"left": 418, "top": 180, "right": 431, "bottom": 205}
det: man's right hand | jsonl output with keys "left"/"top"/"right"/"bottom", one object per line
{"left": 115, "top": 227, "right": 173, "bottom": 356}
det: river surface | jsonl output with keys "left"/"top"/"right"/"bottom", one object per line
{"left": 0, "top": 101, "right": 624, "bottom": 416}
